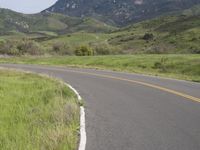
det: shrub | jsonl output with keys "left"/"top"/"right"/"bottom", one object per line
{"left": 142, "top": 33, "right": 154, "bottom": 41}
{"left": 0, "top": 40, "right": 10, "bottom": 54}
{"left": 188, "top": 46, "right": 200, "bottom": 54}
{"left": 0, "top": 40, "right": 44, "bottom": 56}
{"left": 75, "top": 45, "right": 93, "bottom": 56}
{"left": 0, "top": 40, "right": 20, "bottom": 55}
{"left": 190, "top": 49, "right": 200, "bottom": 54}
{"left": 17, "top": 40, "right": 44, "bottom": 55}
{"left": 52, "top": 42, "right": 73, "bottom": 55}
{"left": 91, "top": 42, "right": 113, "bottom": 55}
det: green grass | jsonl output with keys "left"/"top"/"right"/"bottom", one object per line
{"left": 42, "top": 32, "right": 111, "bottom": 47}
{"left": 0, "top": 54, "right": 200, "bottom": 82}
{"left": 0, "top": 69, "right": 80, "bottom": 150}
{"left": 106, "top": 5, "right": 200, "bottom": 54}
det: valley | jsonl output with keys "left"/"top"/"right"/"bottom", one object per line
{"left": 0, "top": 5, "right": 200, "bottom": 55}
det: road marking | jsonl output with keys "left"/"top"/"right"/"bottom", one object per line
{"left": 0, "top": 66, "right": 87, "bottom": 150}
{"left": 3, "top": 65, "right": 200, "bottom": 103}
{"left": 66, "top": 84, "right": 87, "bottom": 150}
{"left": 47, "top": 67, "right": 200, "bottom": 104}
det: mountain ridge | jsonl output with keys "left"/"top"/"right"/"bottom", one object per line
{"left": 0, "top": 8, "right": 115, "bottom": 35}
{"left": 0, "top": 4, "right": 199, "bottom": 55}
{"left": 44, "top": 0, "right": 200, "bottom": 26}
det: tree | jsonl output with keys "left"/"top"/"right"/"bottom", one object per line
{"left": 142, "top": 33, "right": 154, "bottom": 41}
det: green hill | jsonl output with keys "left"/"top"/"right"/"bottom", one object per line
{"left": 108, "top": 5, "right": 200, "bottom": 54}
{"left": 0, "top": 5, "right": 199, "bottom": 55}
{"left": 0, "top": 8, "right": 115, "bottom": 36}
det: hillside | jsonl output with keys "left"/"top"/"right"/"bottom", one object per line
{"left": 0, "top": 5, "right": 200, "bottom": 55}
{"left": 45, "top": 0, "right": 200, "bottom": 26}
{"left": 41, "top": 6, "right": 200, "bottom": 54}
{"left": 107, "top": 5, "right": 200, "bottom": 54}
{"left": 0, "top": 8, "right": 115, "bottom": 36}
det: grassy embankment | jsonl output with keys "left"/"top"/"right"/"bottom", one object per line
{"left": 0, "top": 54, "right": 199, "bottom": 82}
{"left": 0, "top": 69, "right": 80, "bottom": 150}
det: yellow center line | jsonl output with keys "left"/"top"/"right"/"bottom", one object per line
{"left": 35, "top": 66, "right": 200, "bottom": 103}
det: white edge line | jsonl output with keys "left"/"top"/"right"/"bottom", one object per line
{"left": 66, "top": 84, "right": 87, "bottom": 150}
{"left": 0, "top": 67, "right": 86, "bottom": 150}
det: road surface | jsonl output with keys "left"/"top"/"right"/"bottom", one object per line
{"left": 1, "top": 64, "right": 200, "bottom": 150}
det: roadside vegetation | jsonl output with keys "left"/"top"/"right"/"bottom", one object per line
{"left": 0, "top": 5, "right": 200, "bottom": 56}
{"left": 0, "top": 69, "right": 80, "bottom": 150}
{"left": 0, "top": 5, "right": 199, "bottom": 82}
{"left": 0, "top": 54, "right": 199, "bottom": 82}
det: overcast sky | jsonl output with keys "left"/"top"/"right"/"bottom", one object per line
{"left": 0, "top": 0, "right": 57, "bottom": 14}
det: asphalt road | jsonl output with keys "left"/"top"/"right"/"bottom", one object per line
{"left": 1, "top": 64, "right": 200, "bottom": 150}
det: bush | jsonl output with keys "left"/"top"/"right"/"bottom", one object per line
{"left": 75, "top": 45, "right": 93, "bottom": 56}
{"left": 90, "top": 42, "right": 113, "bottom": 55}
{"left": 188, "top": 46, "right": 200, "bottom": 54}
{"left": 191, "top": 49, "right": 200, "bottom": 54}
{"left": 17, "top": 40, "right": 44, "bottom": 55}
{"left": 52, "top": 42, "right": 73, "bottom": 55}
{"left": 0, "top": 39, "right": 45, "bottom": 56}
{"left": 0, "top": 40, "right": 20, "bottom": 55}
{"left": 142, "top": 33, "right": 154, "bottom": 41}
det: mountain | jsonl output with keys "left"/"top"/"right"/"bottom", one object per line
{"left": 0, "top": 5, "right": 199, "bottom": 55}
{"left": 108, "top": 5, "right": 200, "bottom": 54}
{"left": 44, "top": 0, "right": 200, "bottom": 26}
{"left": 0, "top": 8, "right": 115, "bottom": 36}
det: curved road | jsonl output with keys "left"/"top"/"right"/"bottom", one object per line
{"left": 1, "top": 64, "right": 200, "bottom": 150}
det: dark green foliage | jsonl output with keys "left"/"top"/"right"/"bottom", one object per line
{"left": 142, "top": 33, "right": 154, "bottom": 41}
{"left": 190, "top": 49, "right": 200, "bottom": 54}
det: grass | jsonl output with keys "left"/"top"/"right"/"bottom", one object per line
{"left": 0, "top": 69, "right": 80, "bottom": 150}
{"left": 0, "top": 54, "right": 200, "bottom": 82}
{"left": 39, "top": 11, "right": 200, "bottom": 54}
{"left": 106, "top": 5, "right": 200, "bottom": 54}
{"left": 1, "top": 6, "right": 200, "bottom": 55}
{"left": 42, "top": 32, "right": 111, "bottom": 47}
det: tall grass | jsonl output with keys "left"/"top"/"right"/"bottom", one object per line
{"left": 0, "top": 54, "right": 199, "bottom": 82}
{"left": 0, "top": 69, "right": 79, "bottom": 150}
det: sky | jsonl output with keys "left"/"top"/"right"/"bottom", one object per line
{"left": 0, "top": 0, "right": 57, "bottom": 14}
